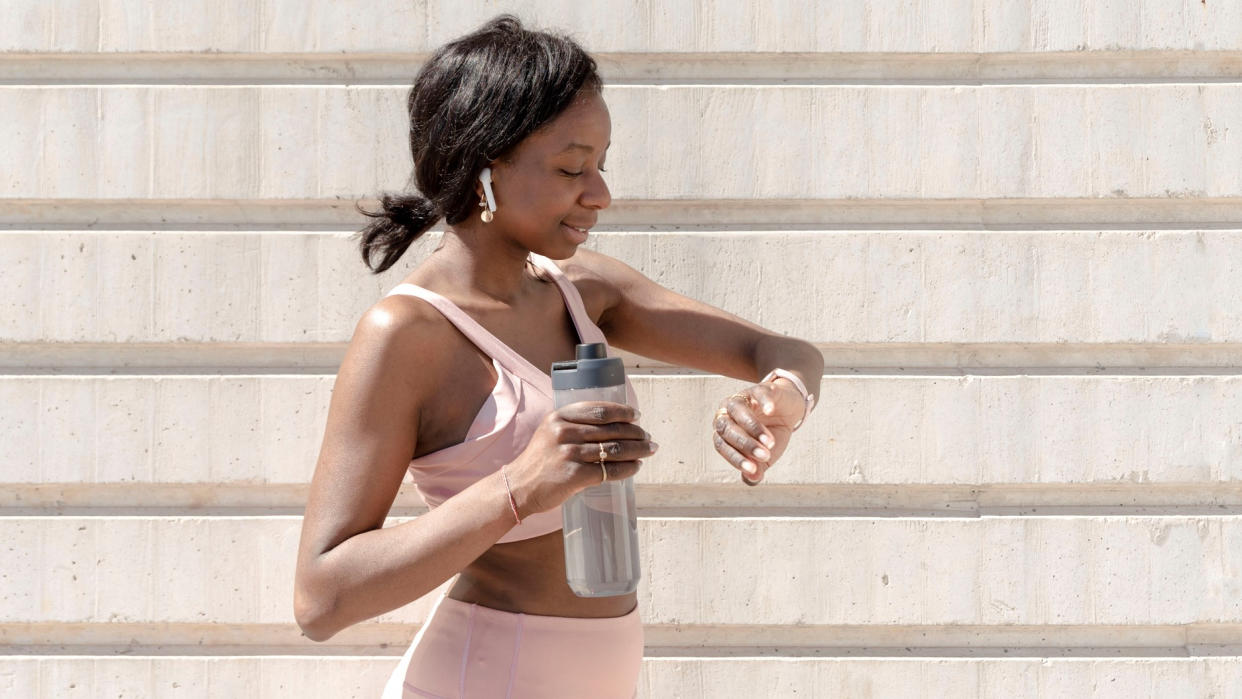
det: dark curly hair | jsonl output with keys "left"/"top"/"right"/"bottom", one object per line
{"left": 354, "top": 14, "right": 603, "bottom": 273}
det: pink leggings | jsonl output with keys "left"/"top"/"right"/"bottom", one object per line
{"left": 382, "top": 589, "right": 643, "bottom": 699}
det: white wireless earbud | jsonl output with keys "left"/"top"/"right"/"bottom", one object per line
{"left": 479, "top": 167, "right": 496, "bottom": 212}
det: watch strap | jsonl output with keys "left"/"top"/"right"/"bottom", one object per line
{"left": 760, "top": 368, "right": 816, "bottom": 430}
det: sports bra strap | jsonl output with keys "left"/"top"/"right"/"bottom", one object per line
{"left": 527, "top": 253, "right": 606, "bottom": 346}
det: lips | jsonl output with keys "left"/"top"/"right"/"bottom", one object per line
{"left": 561, "top": 223, "right": 590, "bottom": 242}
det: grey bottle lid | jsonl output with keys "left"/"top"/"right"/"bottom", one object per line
{"left": 551, "top": 343, "right": 625, "bottom": 389}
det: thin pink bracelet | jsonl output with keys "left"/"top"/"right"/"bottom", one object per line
{"left": 500, "top": 465, "right": 522, "bottom": 525}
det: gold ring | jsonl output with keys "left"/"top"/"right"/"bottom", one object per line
{"left": 600, "top": 461, "right": 608, "bottom": 483}
{"left": 729, "top": 392, "right": 750, "bottom": 403}
{"left": 598, "top": 442, "right": 608, "bottom": 483}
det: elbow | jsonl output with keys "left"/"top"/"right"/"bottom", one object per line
{"left": 294, "top": 576, "right": 340, "bottom": 643}
{"left": 299, "top": 622, "right": 336, "bottom": 644}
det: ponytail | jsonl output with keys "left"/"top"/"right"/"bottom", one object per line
{"left": 355, "top": 193, "right": 441, "bottom": 274}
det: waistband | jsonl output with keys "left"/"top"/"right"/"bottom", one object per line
{"left": 435, "top": 594, "right": 640, "bottom": 634}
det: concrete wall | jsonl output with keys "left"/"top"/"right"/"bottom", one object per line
{"left": 3, "top": 2, "right": 1241, "bottom": 697}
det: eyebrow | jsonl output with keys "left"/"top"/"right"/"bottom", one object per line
{"left": 559, "top": 141, "right": 611, "bottom": 154}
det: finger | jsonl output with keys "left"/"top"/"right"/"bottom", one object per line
{"left": 564, "top": 421, "right": 649, "bottom": 445}
{"left": 727, "top": 394, "right": 776, "bottom": 452}
{"left": 574, "top": 438, "right": 658, "bottom": 463}
{"left": 749, "top": 386, "right": 779, "bottom": 446}
{"left": 751, "top": 384, "right": 779, "bottom": 416}
{"left": 560, "top": 401, "right": 641, "bottom": 426}
{"left": 718, "top": 418, "right": 770, "bottom": 466}
{"left": 714, "top": 405, "right": 768, "bottom": 475}
{"left": 712, "top": 429, "right": 759, "bottom": 478}
{"left": 578, "top": 459, "right": 644, "bottom": 485}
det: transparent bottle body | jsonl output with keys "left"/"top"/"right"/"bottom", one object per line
{"left": 554, "top": 384, "right": 642, "bottom": 597}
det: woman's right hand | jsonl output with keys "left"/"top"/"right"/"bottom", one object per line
{"left": 505, "top": 401, "right": 657, "bottom": 517}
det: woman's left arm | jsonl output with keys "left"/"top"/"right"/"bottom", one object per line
{"left": 575, "top": 248, "right": 824, "bottom": 485}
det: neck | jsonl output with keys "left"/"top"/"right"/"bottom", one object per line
{"left": 431, "top": 224, "right": 540, "bottom": 306}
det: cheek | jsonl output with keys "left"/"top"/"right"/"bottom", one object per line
{"left": 508, "top": 184, "right": 571, "bottom": 216}
{"left": 494, "top": 168, "right": 575, "bottom": 220}
{"left": 499, "top": 175, "right": 547, "bottom": 207}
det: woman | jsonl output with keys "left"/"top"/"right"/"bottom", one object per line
{"left": 293, "top": 15, "right": 823, "bottom": 698}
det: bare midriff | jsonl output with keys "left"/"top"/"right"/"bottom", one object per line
{"left": 448, "top": 529, "right": 638, "bottom": 618}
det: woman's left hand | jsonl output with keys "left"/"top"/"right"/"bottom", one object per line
{"left": 711, "top": 380, "right": 806, "bottom": 485}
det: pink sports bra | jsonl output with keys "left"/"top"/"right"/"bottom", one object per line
{"left": 384, "top": 252, "right": 639, "bottom": 543}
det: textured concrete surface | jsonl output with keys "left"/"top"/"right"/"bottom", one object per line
{"left": 3, "top": 374, "right": 1240, "bottom": 488}
{"left": 3, "top": 230, "right": 1240, "bottom": 344}
{"left": 4, "top": 1, "right": 1242, "bottom": 53}
{"left": 4, "top": 85, "right": 1242, "bottom": 200}
{"left": 4, "top": 1, "right": 1240, "bottom": 696}
{"left": 3, "top": 517, "right": 1240, "bottom": 628}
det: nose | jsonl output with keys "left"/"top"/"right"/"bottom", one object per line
{"left": 582, "top": 169, "right": 611, "bottom": 210}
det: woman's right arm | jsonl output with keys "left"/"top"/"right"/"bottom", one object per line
{"left": 292, "top": 302, "right": 516, "bottom": 642}
{"left": 292, "top": 301, "right": 653, "bottom": 641}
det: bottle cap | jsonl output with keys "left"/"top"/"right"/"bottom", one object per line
{"left": 551, "top": 343, "right": 625, "bottom": 390}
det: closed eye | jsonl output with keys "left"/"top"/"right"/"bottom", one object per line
{"left": 561, "top": 168, "right": 607, "bottom": 177}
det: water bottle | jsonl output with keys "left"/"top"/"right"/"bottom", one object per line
{"left": 552, "top": 343, "right": 641, "bottom": 597}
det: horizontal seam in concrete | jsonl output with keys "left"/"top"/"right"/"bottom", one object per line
{"left": 1, "top": 51, "right": 1241, "bottom": 85}
{"left": 5, "top": 344, "right": 1242, "bottom": 372}
{"left": 5, "top": 507, "right": 1240, "bottom": 518}
{"left": 5, "top": 198, "right": 1242, "bottom": 229}
{"left": 6, "top": 484, "right": 1242, "bottom": 511}
{"left": 3, "top": 646, "right": 1238, "bottom": 659}
{"left": 639, "top": 646, "right": 1242, "bottom": 658}
{"left": 4, "top": 507, "right": 1242, "bottom": 519}
{"left": 4, "top": 623, "right": 1239, "bottom": 658}
{"left": 1, "top": 655, "right": 1236, "bottom": 663}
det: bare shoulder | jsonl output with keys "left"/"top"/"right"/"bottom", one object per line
{"left": 324, "top": 293, "right": 455, "bottom": 468}
{"left": 362, "top": 291, "right": 453, "bottom": 343}
{"left": 348, "top": 292, "right": 456, "bottom": 394}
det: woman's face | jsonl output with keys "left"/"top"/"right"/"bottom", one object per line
{"left": 487, "top": 90, "right": 611, "bottom": 258}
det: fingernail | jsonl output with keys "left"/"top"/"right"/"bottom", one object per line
{"left": 650, "top": 442, "right": 660, "bottom": 451}
{"left": 754, "top": 447, "right": 770, "bottom": 460}
{"left": 743, "top": 460, "right": 757, "bottom": 474}
{"left": 764, "top": 402, "right": 774, "bottom": 414}
{"left": 634, "top": 409, "right": 643, "bottom": 421}
{"left": 761, "top": 434, "right": 775, "bottom": 448}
